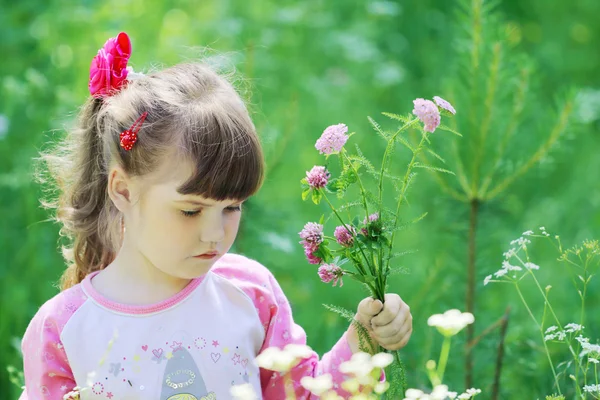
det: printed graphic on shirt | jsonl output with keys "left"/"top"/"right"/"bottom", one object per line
{"left": 160, "top": 346, "right": 213, "bottom": 400}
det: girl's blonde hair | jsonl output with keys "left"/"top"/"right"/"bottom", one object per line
{"left": 37, "top": 63, "right": 265, "bottom": 290}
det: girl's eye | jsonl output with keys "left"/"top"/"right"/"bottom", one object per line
{"left": 180, "top": 210, "right": 201, "bottom": 217}
{"left": 180, "top": 206, "right": 241, "bottom": 218}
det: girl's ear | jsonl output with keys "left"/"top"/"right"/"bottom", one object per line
{"left": 107, "top": 166, "right": 134, "bottom": 213}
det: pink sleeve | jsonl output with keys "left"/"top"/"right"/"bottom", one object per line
{"left": 218, "top": 255, "right": 354, "bottom": 399}
{"left": 257, "top": 272, "right": 353, "bottom": 398}
{"left": 20, "top": 287, "right": 85, "bottom": 399}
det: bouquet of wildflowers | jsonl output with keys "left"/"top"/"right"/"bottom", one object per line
{"left": 299, "top": 96, "right": 459, "bottom": 395}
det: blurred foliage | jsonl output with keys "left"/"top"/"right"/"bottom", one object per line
{"left": 1, "top": 0, "right": 599, "bottom": 399}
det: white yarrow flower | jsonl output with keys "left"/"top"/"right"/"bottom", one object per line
{"left": 457, "top": 388, "right": 482, "bottom": 399}
{"left": 427, "top": 309, "right": 475, "bottom": 337}
{"left": 255, "top": 346, "right": 306, "bottom": 373}
{"left": 583, "top": 384, "right": 600, "bottom": 394}
{"left": 565, "top": 323, "right": 584, "bottom": 333}
{"left": 230, "top": 383, "right": 259, "bottom": 400}
{"left": 301, "top": 374, "right": 333, "bottom": 396}
{"left": 483, "top": 275, "right": 493, "bottom": 285}
{"left": 404, "top": 388, "right": 426, "bottom": 399}
{"left": 371, "top": 352, "right": 394, "bottom": 368}
{"left": 339, "top": 352, "right": 374, "bottom": 378}
{"left": 524, "top": 262, "right": 540, "bottom": 270}
{"left": 544, "top": 334, "right": 557, "bottom": 341}
{"left": 545, "top": 326, "right": 558, "bottom": 334}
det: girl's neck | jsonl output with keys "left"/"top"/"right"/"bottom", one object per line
{"left": 91, "top": 245, "right": 192, "bottom": 306}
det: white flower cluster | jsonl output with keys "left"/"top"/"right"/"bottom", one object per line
{"left": 544, "top": 324, "right": 584, "bottom": 342}
{"left": 484, "top": 228, "right": 547, "bottom": 286}
{"left": 583, "top": 384, "right": 600, "bottom": 394}
{"left": 254, "top": 343, "right": 312, "bottom": 373}
{"left": 577, "top": 336, "right": 600, "bottom": 359}
{"left": 301, "top": 374, "right": 334, "bottom": 396}
{"left": 234, "top": 345, "right": 395, "bottom": 400}
{"left": 230, "top": 383, "right": 259, "bottom": 400}
{"left": 427, "top": 309, "right": 475, "bottom": 337}
{"left": 403, "top": 385, "right": 481, "bottom": 400}
{"left": 337, "top": 352, "right": 393, "bottom": 397}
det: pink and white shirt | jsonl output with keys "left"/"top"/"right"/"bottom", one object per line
{"left": 20, "top": 253, "right": 354, "bottom": 400}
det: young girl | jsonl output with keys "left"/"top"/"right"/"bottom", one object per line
{"left": 20, "top": 32, "right": 413, "bottom": 400}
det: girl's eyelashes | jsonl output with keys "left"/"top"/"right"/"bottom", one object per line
{"left": 180, "top": 206, "right": 242, "bottom": 218}
{"left": 180, "top": 210, "right": 200, "bottom": 217}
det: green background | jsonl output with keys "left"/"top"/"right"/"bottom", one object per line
{"left": 1, "top": 0, "right": 599, "bottom": 398}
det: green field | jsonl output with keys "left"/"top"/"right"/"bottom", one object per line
{"left": 1, "top": 0, "right": 599, "bottom": 399}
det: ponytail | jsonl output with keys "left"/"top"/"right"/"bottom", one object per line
{"left": 37, "top": 97, "right": 123, "bottom": 290}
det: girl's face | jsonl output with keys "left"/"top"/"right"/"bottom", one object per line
{"left": 125, "top": 159, "right": 244, "bottom": 280}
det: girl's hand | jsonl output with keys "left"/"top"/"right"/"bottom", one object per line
{"left": 347, "top": 294, "right": 413, "bottom": 353}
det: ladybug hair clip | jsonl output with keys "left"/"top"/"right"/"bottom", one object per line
{"left": 120, "top": 112, "right": 148, "bottom": 151}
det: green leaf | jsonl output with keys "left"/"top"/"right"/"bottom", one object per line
{"left": 396, "top": 135, "right": 416, "bottom": 154}
{"left": 438, "top": 124, "right": 463, "bottom": 137}
{"left": 312, "top": 189, "right": 323, "bottom": 205}
{"left": 301, "top": 188, "right": 311, "bottom": 201}
{"left": 319, "top": 214, "right": 325, "bottom": 225}
{"left": 384, "top": 350, "right": 407, "bottom": 399}
{"left": 323, "top": 304, "right": 376, "bottom": 353}
{"left": 350, "top": 274, "right": 376, "bottom": 284}
{"left": 382, "top": 112, "right": 411, "bottom": 123}
{"left": 367, "top": 116, "right": 390, "bottom": 141}
{"left": 425, "top": 148, "right": 446, "bottom": 163}
{"left": 413, "top": 163, "right": 455, "bottom": 175}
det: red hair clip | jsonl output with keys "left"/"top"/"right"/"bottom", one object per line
{"left": 120, "top": 112, "right": 148, "bottom": 151}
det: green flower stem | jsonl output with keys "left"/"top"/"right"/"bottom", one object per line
{"left": 375, "top": 117, "right": 420, "bottom": 300}
{"left": 527, "top": 270, "right": 584, "bottom": 373}
{"left": 514, "top": 283, "right": 562, "bottom": 396}
{"left": 340, "top": 148, "right": 371, "bottom": 226}
{"left": 377, "top": 117, "right": 420, "bottom": 210}
{"left": 339, "top": 148, "right": 384, "bottom": 295}
{"left": 321, "top": 189, "right": 377, "bottom": 278}
{"left": 321, "top": 191, "right": 380, "bottom": 298}
{"left": 437, "top": 336, "right": 452, "bottom": 383}
{"left": 386, "top": 128, "right": 429, "bottom": 273}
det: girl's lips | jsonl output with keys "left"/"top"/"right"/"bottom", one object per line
{"left": 194, "top": 252, "right": 218, "bottom": 259}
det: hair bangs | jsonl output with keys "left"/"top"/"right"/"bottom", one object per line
{"left": 176, "top": 110, "right": 264, "bottom": 201}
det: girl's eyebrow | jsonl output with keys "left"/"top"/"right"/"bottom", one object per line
{"left": 175, "top": 199, "right": 245, "bottom": 206}
{"left": 176, "top": 199, "right": 213, "bottom": 206}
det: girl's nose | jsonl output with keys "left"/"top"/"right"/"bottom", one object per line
{"left": 199, "top": 213, "right": 225, "bottom": 244}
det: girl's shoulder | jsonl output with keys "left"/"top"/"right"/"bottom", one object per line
{"left": 212, "top": 252, "right": 274, "bottom": 283}
{"left": 23, "top": 282, "right": 89, "bottom": 339}
{"left": 211, "top": 253, "right": 283, "bottom": 300}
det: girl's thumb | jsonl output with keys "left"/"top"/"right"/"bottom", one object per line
{"left": 359, "top": 297, "right": 383, "bottom": 317}
{"left": 369, "top": 299, "right": 384, "bottom": 316}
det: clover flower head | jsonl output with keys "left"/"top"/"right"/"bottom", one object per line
{"left": 412, "top": 98, "right": 441, "bottom": 133}
{"left": 306, "top": 166, "right": 331, "bottom": 189}
{"left": 304, "top": 243, "right": 323, "bottom": 265}
{"left": 315, "top": 124, "right": 349, "bottom": 154}
{"left": 433, "top": 96, "right": 456, "bottom": 115}
{"left": 299, "top": 222, "right": 324, "bottom": 245}
{"left": 334, "top": 225, "right": 356, "bottom": 247}
{"left": 318, "top": 264, "right": 345, "bottom": 286}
